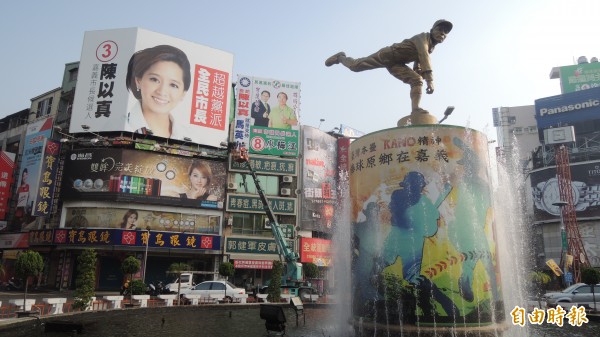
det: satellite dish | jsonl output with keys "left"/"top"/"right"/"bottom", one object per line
{"left": 580, "top": 252, "right": 586, "bottom": 264}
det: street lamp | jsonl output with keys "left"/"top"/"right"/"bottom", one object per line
{"left": 142, "top": 229, "right": 150, "bottom": 283}
{"left": 553, "top": 201, "right": 570, "bottom": 285}
{"left": 438, "top": 106, "right": 455, "bottom": 124}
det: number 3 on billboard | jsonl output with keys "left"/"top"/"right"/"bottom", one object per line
{"left": 96, "top": 40, "right": 118, "bottom": 62}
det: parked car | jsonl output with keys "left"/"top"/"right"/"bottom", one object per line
{"left": 543, "top": 283, "right": 600, "bottom": 309}
{"left": 180, "top": 281, "right": 245, "bottom": 303}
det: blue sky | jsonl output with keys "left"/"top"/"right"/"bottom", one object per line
{"left": 1, "top": 0, "right": 598, "bottom": 141}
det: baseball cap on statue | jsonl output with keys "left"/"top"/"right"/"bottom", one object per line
{"left": 432, "top": 19, "right": 453, "bottom": 33}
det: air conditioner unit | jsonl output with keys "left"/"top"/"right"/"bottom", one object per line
{"left": 282, "top": 176, "right": 293, "bottom": 183}
{"left": 227, "top": 182, "right": 237, "bottom": 190}
{"left": 280, "top": 188, "right": 291, "bottom": 196}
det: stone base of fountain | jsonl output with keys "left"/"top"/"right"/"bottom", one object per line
{"left": 353, "top": 319, "right": 510, "bottom": 337}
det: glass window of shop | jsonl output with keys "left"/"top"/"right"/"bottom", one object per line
{"left": 231, "top": 213, "right": 272, "bottom": 236}
{"left": 233, "top": 174, "right": 279, "bottom": 195}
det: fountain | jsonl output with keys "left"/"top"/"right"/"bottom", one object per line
{"left": 347, "top": 123, "right": 507, "bottom": 337}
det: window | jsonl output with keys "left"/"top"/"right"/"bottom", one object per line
{"left": 36, "top": 97, "right": 53, "bottom": 118}
{"left": 231, "top": 213, "right": 272, "bottom": 236}
{"left": 212, "top": 283, "right": 225, "bottom": 291}
{"left": 233, "top": 173, "right": 279, "bottom": 195}
{"left": 513, "top": 127, "right": 523, "bottom": 135}
{"left": 69, "top": 68, "right": 78, "bottom": 82}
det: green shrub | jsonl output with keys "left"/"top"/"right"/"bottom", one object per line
{"left": 130, "top": 279, "right": 148, "bottom": 295}
{"left": 219, "top": 262, "right": 234, "bottom": 279}
{"left": 267, "top": 260, "right": 283, "bottom": 303}
{"left": 303, "top": 262, "right": 319, "bottom": 279}
{"left": 73, "top": 249, "right": 97, "bottom": 310}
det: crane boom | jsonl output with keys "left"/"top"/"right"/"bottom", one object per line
{"left": 232, "top": 145, "right": 302, "bottom": 282}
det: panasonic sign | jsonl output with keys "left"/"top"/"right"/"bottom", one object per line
{"left": 539, "top": 98, "right": 600, "bottom": 116}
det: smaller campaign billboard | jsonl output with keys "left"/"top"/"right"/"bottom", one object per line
{"left": 61, "top": 148, "right": 226, "bottom": 209}
{"left": 15, "top": 117, "right": 54, "bottom": 228}
{"left": 234, "top": 75, "right": 300, "bottom": 157}
{"left": 0, "top": 151, "right": 16, "bottom": 223}
{"left": 535, "top": 86, "right": 600, "bottom": 129}
{"left": 559, "top": 62, "right": 600, "bottom": 93}
{"left": 32, "top": 140, "right": 61, "bottom": 217}
{"left": 299, "top": 237, "right": 332, "bottom": 267}
{"left": 64, "top": 207, "right": 219, "bottom": 235}
{"left": 301, "top": 126, "right": 338, "bottom": 232}
{"left": 70, "top": 28, "right": 233, "bottom": 148}
{"left": 531, "top": 160, "right": 600, "bottom": 222}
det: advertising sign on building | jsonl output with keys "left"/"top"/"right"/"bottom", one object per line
{"left": 70, "top": 28, "right": 233, "bottom": 148}
{"left": 559, "top": 61, "right": 600, "bottom": 93}
{"left": 301, "top": 126, "right": 338, "bottom": 232}
{"left": 64, "top": 207, "right": 219, "bottom": 235}
{"left": 62, "top": 148, "right": 226, "bottom": 209}
{"left": 299, "top": 237, "right": 332, "bottom": 266}
{"left": 535, "top": 86, "right": 600, "bottom": 129}
{"left": 0, "top": 151, "right": 16, "bottom": 223}
{"left": 234, "top": 75, "right": 301, "bottom": 157}
{"left": 16, "top": 117, "right": 53, "bottom": 229}
{"left": 32, "top": 140, "right": 61, "bottom": 216}
{"left": 229, "top": 154, "right": 297, "bottom": 176}
{"left": 226, "top": 194, "right": 296, "bottom": 215}
{"left": 29, "top": 228, "right": 220, "bottom": 251}
{"left": 234, "top": 259, "right": 273, "bottom": 270}
{"left": 531, "top": 160, "right": 600, "bottom": 222}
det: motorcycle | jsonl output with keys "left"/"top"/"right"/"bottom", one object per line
{"left": 5, "top": 277, "right": 24, "bottom": 291}
{"left": 147, "top": 281, "right": 165, "bottom": 296}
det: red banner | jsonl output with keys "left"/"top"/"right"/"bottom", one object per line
{"left": 0, "top": 151, "right": 16, "bottom": 221}
{"left": 234, "top": 259, "right": 273, "bottom": 270}
{"left": 299, "top": 237, "right": 332, "bottom": 266}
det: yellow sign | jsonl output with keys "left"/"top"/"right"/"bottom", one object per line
{"left": 546, "top": 259, "right": 563, "bottom": 276}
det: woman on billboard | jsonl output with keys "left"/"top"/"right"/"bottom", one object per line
{"left": 126, "top": 45, "right": 191, "bottom": 139}
{"left": 119, "top": 209, "right": 139, "bottom": 230}
{"left": 180, "top": 160, "right": 218, "bottom": 201}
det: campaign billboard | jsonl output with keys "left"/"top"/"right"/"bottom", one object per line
{"left": 535, "top": 86, "right": 600, "bottom": 129}
{"left": 0, "top": 151, "right": 16, "bottom": 224}
{"left": 234, "top": 75, "right": 301, "bottom": 157}
{"left": 300, "top": 126, "right": 338, "bottom": 232}
{"left": 531, "top": 160, "right": 600, "bottom": 222}
{"left": 61, "top": 148, "right": 227, "bottom": 209}
{"left": 63, "top": 207, "right": 219, "bottom": 235}
{"left": 559, "top": 61, "right": 600, "bottom": 93}
{"left": 70, "top": 28, "right": 233, "bottom": 147}
{"left": 15, "top": 117, "right": 53, "bottom": 228}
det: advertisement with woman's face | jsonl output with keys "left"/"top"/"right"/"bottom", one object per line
{"left": 69, "top": 28, "right": 233, "bottom": 148}
{"left": 61, "top": 148, "right": 227, "bottom": 210}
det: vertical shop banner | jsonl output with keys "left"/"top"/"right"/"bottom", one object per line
{"left": 0, "top": 151, "right": 16, "bottom": 223}
{"left": 16, "top": 117, "right": 53, "bottom": 222}
{"left": 62, "top": 148, "right": 226, "bottom": 209}
{"left": 234, "top": 75, "right": 301, "bottom": 157}
{"left": 300, "top": 127, "right": 338, "bottom": 232}
{"left": 69, "top": 28, "right": 233, "bottom": 148}
{"left": 559, "top": 61, "right": 600, "bottom": 93}
{"left": 32, "top": 140, "right": 61, "bottom": 216}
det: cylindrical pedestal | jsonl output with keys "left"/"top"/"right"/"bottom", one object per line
{"left": 350, "top": 125, "right": 504, "bottom": 331}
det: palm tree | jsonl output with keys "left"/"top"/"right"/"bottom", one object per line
{"left": 528, "top": 271, "right": 551, "bottom": 308}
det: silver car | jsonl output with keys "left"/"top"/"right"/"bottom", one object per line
{"left": 543, "top": 283, "right": 600, "bottom": 309}
{"left": 180, "top": 280, "right": 245, "bottom": 303}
